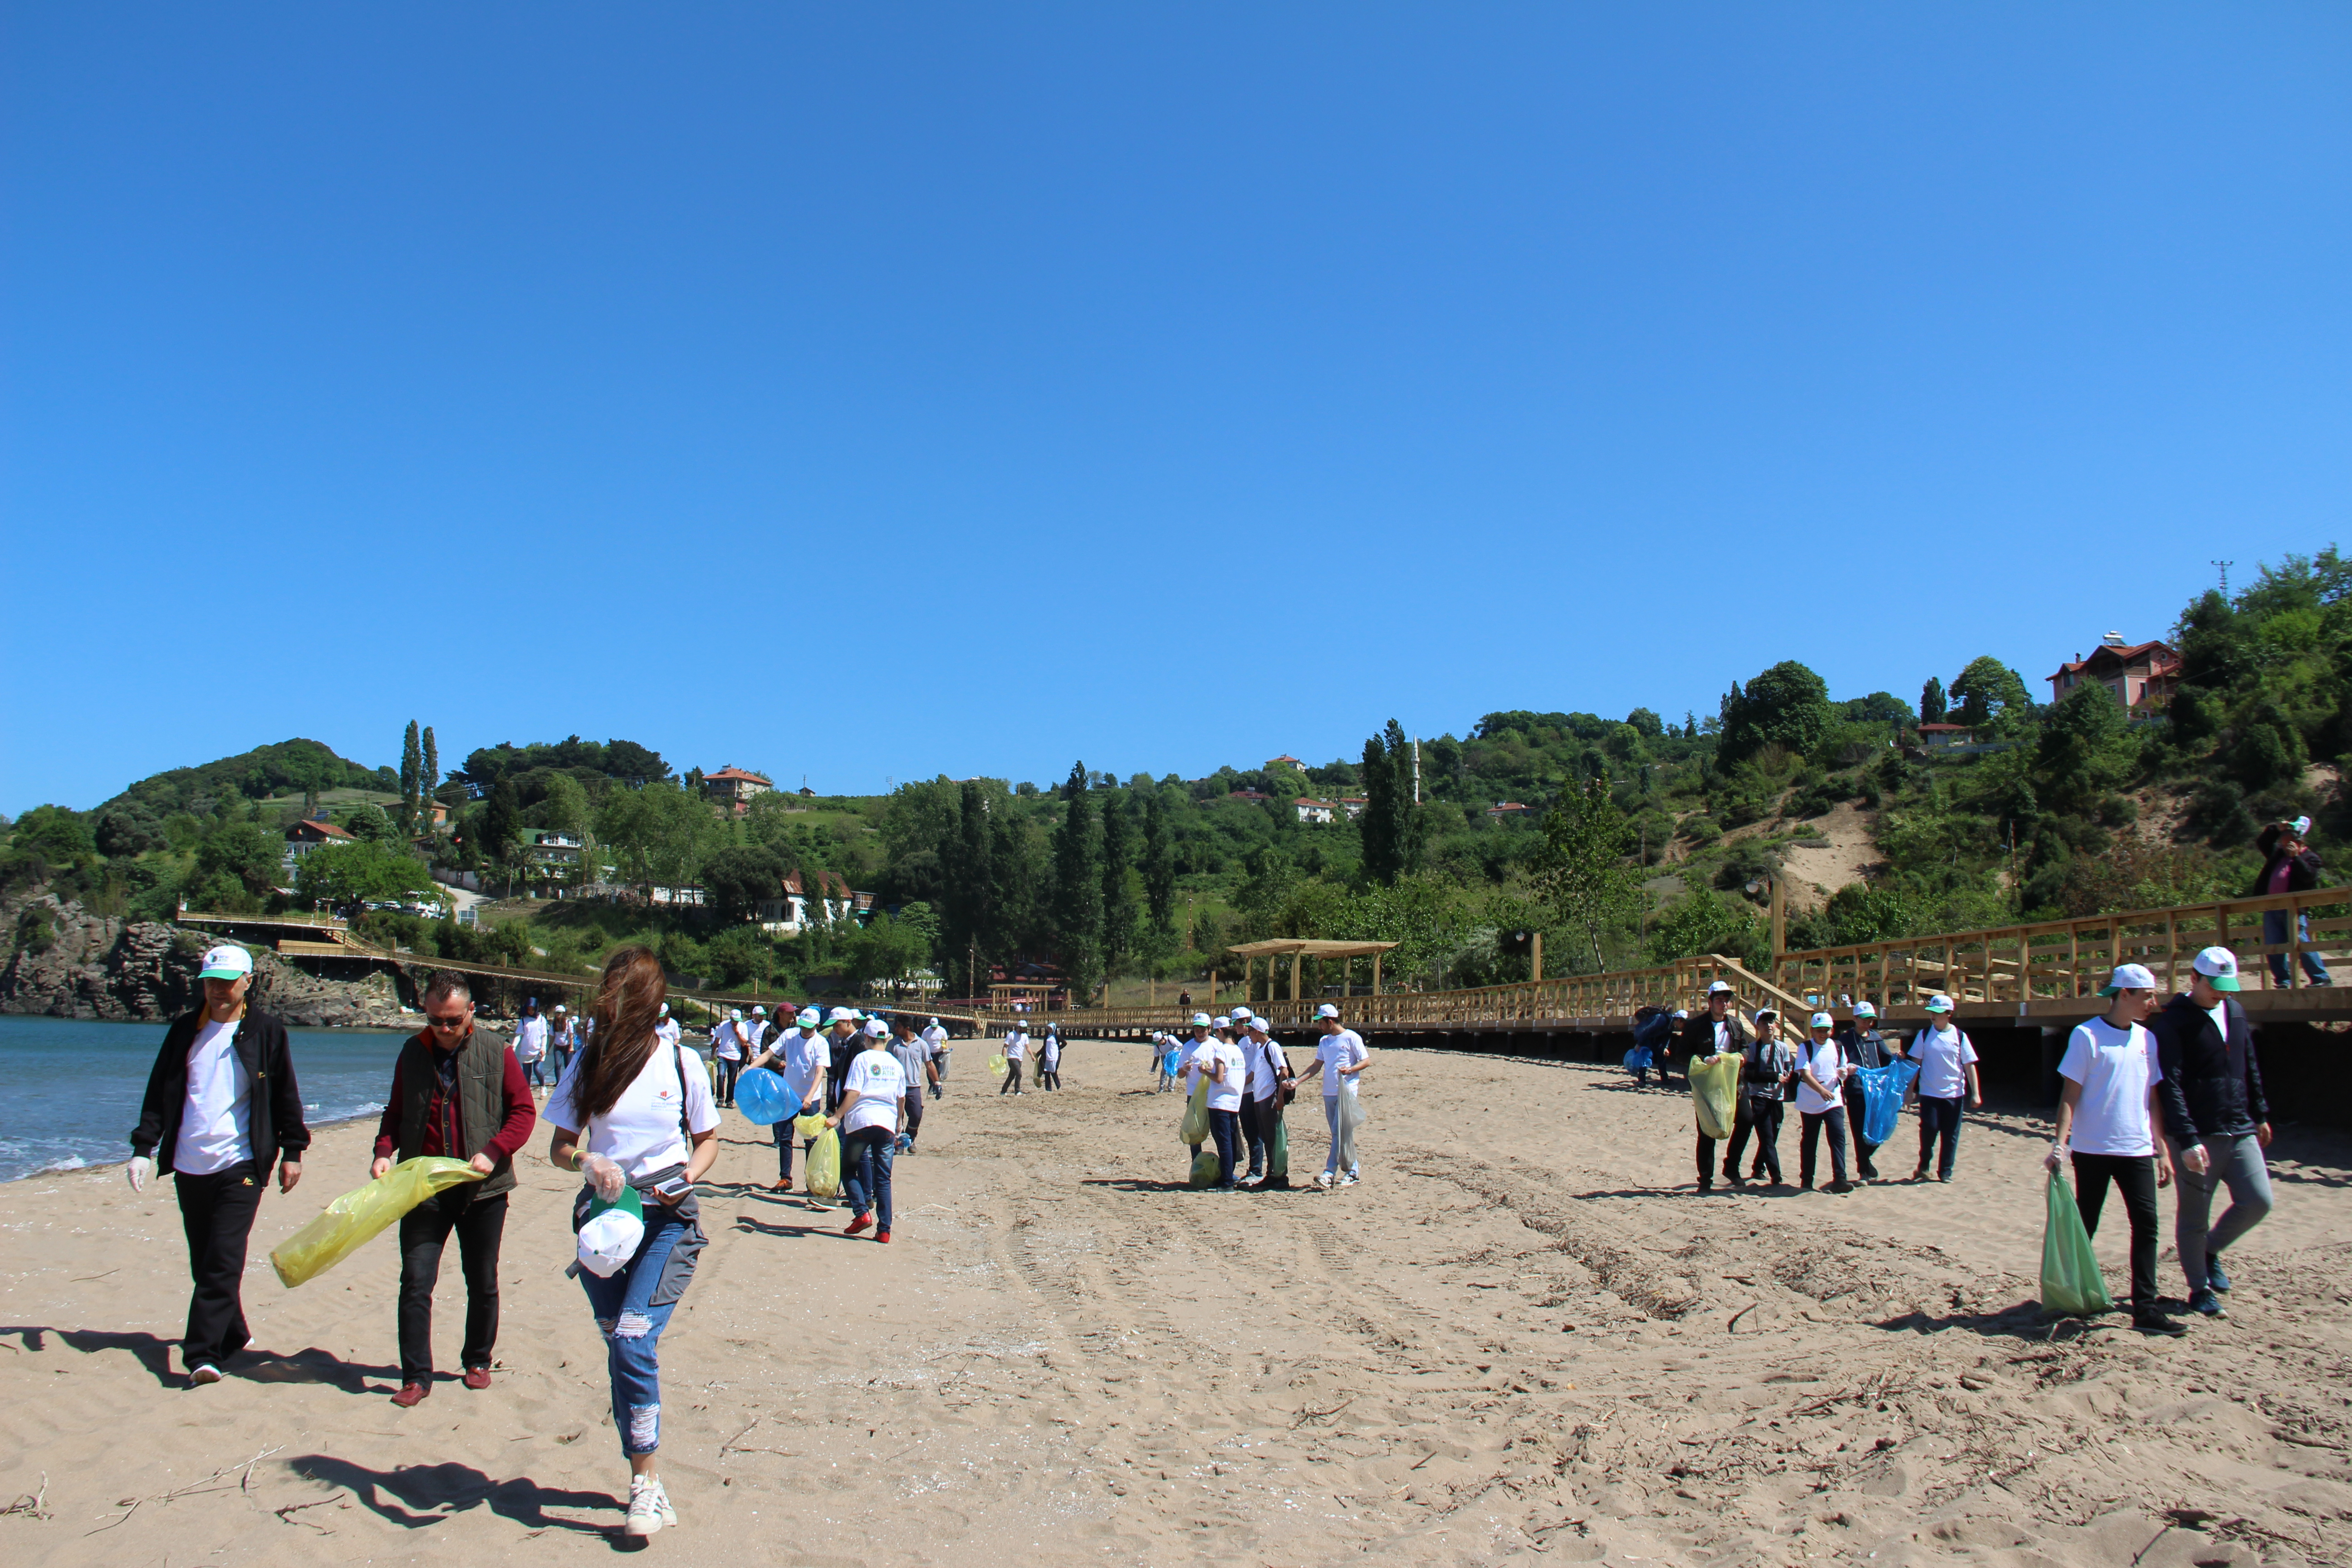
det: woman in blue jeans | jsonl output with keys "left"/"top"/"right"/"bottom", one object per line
{"left": 828, "top": 1018, "right": 909, "bottom": 1241}
{"left": 544, "top": 947, "right": 719, "bottom": 1540}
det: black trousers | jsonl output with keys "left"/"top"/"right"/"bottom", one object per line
{"left": 176, "top": 1162, "right": 264, "bottom": 1369}
{"left": 1240, "top": 1092, "right": 1269, "bottom": 1171}
{"left": 1249, "top": 1097, "right": 1287, "bottom": 1184}
{"left": 2072, "top": 1152, "right": 2160, "bottom": 1311}
{"left": 1800, "top": 1107, "right": 1850, "bottom": 1188}
{"left": 397, "top": 1186, "right": 508, "bottom": 1382}
{"left": 1840, "top": 1082, "right": 1881, "bottom": 1175}
{"left": 1723, "top": 1097, "right": 1784, "bottom": 1184}
{"left": 902, "top": 1088, "right": 925, "bottom": 1142}
{"left": 1917, "top": 1095, "right": 1965, "bottom": 1179}
{"left": 1001, "top": 1062, "right": 1024, "bottom": 1093}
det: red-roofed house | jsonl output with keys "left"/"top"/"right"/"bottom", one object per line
{"left": 704, "top": 766, "right": 772, "bottom": 815}
{"left": 282, "top": 815, "right": 355, "bottom": 874}
{"left": 2047, "top": 632, "right": 2179, "bottom": 713}
{"left": 1294, "top": 797, "right": 1338, "bottom": 825}
{"left": 1485, "top": 801, "right": 1535, "bottom": 821}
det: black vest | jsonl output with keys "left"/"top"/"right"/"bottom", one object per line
{"left": 394, "top": 1027, "right": 517, "bottom": 1196}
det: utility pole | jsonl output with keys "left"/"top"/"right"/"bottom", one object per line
{"left": 1412, "top": 737, "right": 1421, "bottom": 804}
{"left": 2211, "top": 560, "right": 2234, "bottom": 597}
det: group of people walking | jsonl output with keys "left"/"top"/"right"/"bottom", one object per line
{"left": 1151, "top": 1003, "right": 1367, "bottom": 1190}
{"left": 996, "top": 1020, "right": 1061, "bottom": 1093}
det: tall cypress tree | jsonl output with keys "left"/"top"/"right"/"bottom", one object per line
{"left": 399, "top": 720, "right": 422, "bottom": 837}
{"left": 1141, "top": 790, "right": 1177, "bottom": 934}
{"left": 1359, "top": 719, "right": 1424, "bottom": 886}
{"left": 941, "top": 781, "right": 991, "bottom": 995}
{"left": 1049, "top": 762, "right": 1102, "bottom": 999}
{"left": 1100, "top": 790, "right": 1137, "bottom": 971}
{"left": 421, "top": 727, "right": 440, "bottom": 804}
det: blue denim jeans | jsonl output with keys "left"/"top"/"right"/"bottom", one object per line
{"left": 575, "top": 1198, "right": 701, "bottom": 1458}
{"left": 2263, "top": 909, "right": 2331, "bottom": 986}
{"left": 842, "top": 1126, "right": 896, "bottom": 1231}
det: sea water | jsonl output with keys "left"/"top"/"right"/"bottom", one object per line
{"left": 0, "top": 1014, "right": 410, "bottom": 1182}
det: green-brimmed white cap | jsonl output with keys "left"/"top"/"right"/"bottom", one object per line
{"left": 1191, "top": 1012, "right": 1211, "bottom": 1027}
{"left": 1852, "top": 1000, "right": 1877, "bottom": 1019}
{"left": 1315, "top": 1002, "right": 1341, "bottom": 1019}
{"left": 198, "top": 944, "right": 253, "bottom": 981}
{"left": 2192, "top": 947, "right": 2241, "bottom": 992}
{"left": 829, "top": 1005, "right": 862, "bottom": 1023}
{"left": 797, "top": 1006, "right": 823, "bottom": 1028}
{"left": 1923, "top": 994, "right": 1954, "bottom": 1014}
{"left": 2098, "top": 963, "right": 2156, "bottom": 997}
{"left": 1809, "top": 1011, "right": 1835, "bottom": 1030}
{"left": 863, "top": 1018, "right": 889, "bottom": 1037}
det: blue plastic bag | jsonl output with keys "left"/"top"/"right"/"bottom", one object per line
{"left": 1622, "top": 1045, "right": 1653, "bottom": 1073}
{"left": 1162, "top": 1048, "right": 1181, "bottom": 1076}
{"left": 734, "top": 1066, "right": 793, "bottom": 1125}
{"left": 1854, "top": 1058, "right": 1920, "bottom": 1147}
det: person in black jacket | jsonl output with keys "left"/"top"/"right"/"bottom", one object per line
{"left": 2251, "top": 819, "right": 2330, "bottom": 987}
{"left": 127, "top": 945, "right": 309, "bottom": 1386}
{"left": 2152, "top": 946, "right": 2274, "bottom": 1319}
{"left": 1835, "top": 1001, "right": 1891, "bottom": 1181}
{"left": 1681, "top": 982, "right": 1752, "bottom": 1192}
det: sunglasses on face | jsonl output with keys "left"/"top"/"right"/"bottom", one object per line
{"left": 428, "top": 1013, "right": 470, "bottom": 1030}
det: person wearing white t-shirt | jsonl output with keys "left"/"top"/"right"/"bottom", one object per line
{"left": 543, "top": 948, "right": 721, "bottom": 1539}
{"left": 1177, "top": 1016, "right": 1216, "bottom": 1156}
{"left": 655, "top": 1005, "right": 681, "bottom": 1051}
{"left": 1908, "top": 997, "right": 1982, "bottom": 1182}
{"left": 922, "top": 1019, "right": 951, "bottom": 1096}
{"left": 828, "top": 1019, "right": 910, "bottom": 1240}
{"left": 710, "top": 1011, "right": 745, "bottom": 1107}
{"left": 1312, "top": 1005, "right": 1369, "bottom": 1187}
{"left": 1197, "top": 1029, "right": 1248, "bottom": 1189}
{"left": 2046, "top": 965, "right": 2184, "bottom": 1336}
{"left": 747, "top": 1007, "right": 830, "bottom": 1200}
{"left": 513, "top": 998, "right": 550, "bottom": 1093}
{"left": 1792, "top": 1013, "right": 1855, "bottom": 1193}
{"left": 1000, "top": 1025, "right": 1029, "bottom": 1095}
{"left": 1242, "top": 1019, "right": 1294, "bottom": 1187}
{"left": 1039, "top": 1025, "right": 1063, "bottom": 1091}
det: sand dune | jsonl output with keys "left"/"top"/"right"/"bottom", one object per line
{"left": 2, "top": 1041, "right": 2348, "bottom": 1565}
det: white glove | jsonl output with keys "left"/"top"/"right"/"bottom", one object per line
{"left": 581, "top": 1152, "right": 625, "bottom": 1201}
{"left": 127, "top": 1156, "right": 154, "bottom": 1193}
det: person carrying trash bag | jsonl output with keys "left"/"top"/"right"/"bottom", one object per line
{"left": 1836, "top": 1001, "right": 1892, "bottom": 1181}
{"left": 1311, "top": 1004, "right": 1369, "bottom": 1187}
{"left": 746, "top": 1007, "right": 830, "bottom": 1205}
{"left": 1721, "top": 1009, "right": 1795, "bottom": 1187}
{"left": 1793, "top": 1012, "right": 1856, "bottom": 1193}
{"left": 2044, "top": 964, "right": 2185, "bottom": 1336}
{"left": 371, "top": 972, "right": 536, "bottom": 1407}
{"left": 544, "top": 945, "right": 721, "bottom": 1538}
{"left": 1681, "top": 982, "right": 1750, "bottom": 1193}
{"left": 828, "top": 1019, "right": 909, "bottom": 1240}
{"left": 1628, "top": 1005, "right": 1673, "bottom": 1088}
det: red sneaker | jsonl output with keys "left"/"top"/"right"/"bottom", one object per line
{"left": 391, "top": 1382, "right": 429, "bottom": 1407}
{"left": 844, "top": 1212, "right": 873, "bottom": 1236}
{"left": 462, "top": 1367, "right": 492, "bottom": 1391}
{"left": 876, "top": 1229, "right": 892, "bottom": 1243}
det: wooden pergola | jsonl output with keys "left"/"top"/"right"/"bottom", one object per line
{"left": 1225, "top": 938, "right": 1400, "bottom": 1003}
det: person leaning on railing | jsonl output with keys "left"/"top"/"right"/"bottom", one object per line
{"left": 2253, "top": 816, "right": 2331, "bottom": 988}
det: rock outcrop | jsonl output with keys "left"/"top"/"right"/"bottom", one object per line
{"left": 1, "top": 890, "right": 415, "bottom": 1027}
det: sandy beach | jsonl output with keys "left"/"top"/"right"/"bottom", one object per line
{"left": 2, "top": 1039, "right": 2349, "bottom": 1566}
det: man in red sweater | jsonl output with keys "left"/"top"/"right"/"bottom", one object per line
{"left": 372, "top": 974, "right": 536, "bottom": 1406}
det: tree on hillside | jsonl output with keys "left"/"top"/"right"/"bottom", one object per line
{"left": 1141, "top": 791, "right": 1177, "bottom": 935}
{"left": 1919, "top": 677, "right": 1947, "bottom": 725}
{"left": 1950, "top": 657, "right": 2030, "bottom": 729}
{"left": 296, "top": 839, "right": 439, "bottom": 915}
{"left": 704, "top": 844, "right": 790, "bottom": 923}
{"left": 1719, "top": 661, "right": 1833, "bottom": 766}
{"left": 422, "top": 727, "right": 439, "bottom": 799}
{"left": 1359, "top": 720, "right": 1424, "bottom": 886}
{"left": 1100, "top": 791, "right": 1137, "bottom": 970}
{"left": 1049, "top": 763, "right": 1102, "bottom": 998}
{"left": 399, "top": 720, "right": 422, "bottom": 837}
{"left": 1531, "top": 778, "right": 1642, "bottom": 972}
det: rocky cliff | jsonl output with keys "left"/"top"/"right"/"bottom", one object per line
{"left": 0, "top": 891, "right": 416, "bottom": 1027}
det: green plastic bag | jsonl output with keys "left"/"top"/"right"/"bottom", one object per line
{"left": 1268, "top": 1119, "right": 1289, "bottom": 1181}
{"left": 806, "top": 1127, "right": 843, "bottom": 1198}
{"left": 2041, "top": 1167, "right": 2116, "bottom": 1316}
{"left": 1179, "top": 1078, "right": 1210, "bottom": 1146}
{"left": 1189, "top": 1150, "right": 1221, "bottom": 1188}
{"left": 793, "top": 1112, "right": 825, "bottom": 1139}
{"left": 270, "top": 1156, "right": 484, "bottom": 1288}
{"left": 1689, "top": 1053, "right": 1741, "bottom": 1140}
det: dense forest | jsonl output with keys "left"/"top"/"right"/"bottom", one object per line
{"left": 7, "top": 549, "right": 2344, "bottom": 1000}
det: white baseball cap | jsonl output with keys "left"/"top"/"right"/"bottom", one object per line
{"left": 1923, "top": 994, "right": 1953, "bottom": 1014}
{"left": 1809, "top": 1011, "right": 1834, "bottom": 1030}
{"left": 2098, "top": 963, "right": 2157, "bottom": 996}
{"left": 2191, "top": 947, "right": 2241, "bottom": 992}
{"left": 864, "top": 1018, "right": 889, "bottom": 1037}
{"left": 1231, "top": 1006, "right": 1254, "bottom": 1021}
{"left": 197, "top": 944, "right": 253, "bottom": 981}
{"left": 1213, "top": 1016, "right": 1232, "bottom": 1029}
{"left": 1851, "top": 1000, "right": 1876, "bottom": 1019}
{"left": 752, "top": 1005, "right": 766, "bottom": 1016}
{"left": 1707, "top": 980, "right": 1735, "bottom": 996}
{"left": 1315, "top": 1002, "right": 1340, "bottom": 1019}
{"left": 1671, "top": 1008, "right": 1688, "bottom": 1019}
{"left": 730, "top": 1008, "right": 742, "bottom": 1020}
{"left": 658, "top": 1002, "right": 670, "bottom": 1016}
{"left": 553, "top": 1003, "right": 566, "bottom": 1014}
{"left": 1754, "top": 1008, "right": 1778, "bottom": 1025}
{"left": 797, "top": 1006, "right": 822, "bottom": 1028}
{"left": 1191, "top": 1012, "right": 1212, "bottom": 1027}
{"left": 829, "top": 1006, "right": 862, "bottom": 1023}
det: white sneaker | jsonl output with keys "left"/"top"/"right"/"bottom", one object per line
{"left": 186, "top": 1362, "right": 222, "bottom": 1386}
{"left": 1338, "top": 1174, "right": 1359, "bottom": 1187}
{"left": 625, "top": 1475, "right": 676, "bottom": 1537}
{"left": 1315, "top": 1171, "right": 1333, "bottom": 1188}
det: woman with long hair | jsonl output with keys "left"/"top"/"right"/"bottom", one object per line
{"left": 544, "top": 946, "right": 720, "bottom": 1539}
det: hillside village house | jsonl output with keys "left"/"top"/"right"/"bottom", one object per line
{"left": 281, "top": 814, "right": 353, "bottom": 873}
{"left": 1485, "top": 801, "right": 1535, "bottom": 822}
{"left": 1340, "top": 796, "right": 1367, "bottom": 820}
{"left": 756, "top": 869, "right": 870, "bottom": 936}
{"left": 1294, "top": 797, "right": 1338, "bottom": 825}
{"left": 704, "top": 766, "right": 772, "bottom": 815}
{"left": 2048, "top": 632, "right": 2179, "bottom": 714}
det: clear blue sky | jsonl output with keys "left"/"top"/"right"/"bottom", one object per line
{"left": 5, "top": 5, "right": 2347, "bottom": 813}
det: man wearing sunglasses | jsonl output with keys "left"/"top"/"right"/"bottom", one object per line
{"left": 370, "top": 972, "right": 537, "bottom": 1406}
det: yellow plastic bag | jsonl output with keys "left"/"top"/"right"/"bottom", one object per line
{"left": 1179, "top": 1077, "right": 1210, "bottom": 1146}
{"left": 988, "top": 1053, "right": 1008, "bottom": 1078}
{"left": 793, "top": 1112, "right": 825, "bottom": 1139}
{"left": 1689, "top": 1054, "right": 1742, "bottom": 1141}
{"left": 806, "top": 1128, "right": 843, "bottom": 1198}
{"left": 270, "top": 1156, "right": 484, "bottom": 1288}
